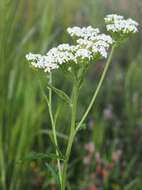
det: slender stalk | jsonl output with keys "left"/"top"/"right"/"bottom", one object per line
{"left": 48, "top": 73, "right": 62, "bottom": 186}
{"left": 0, "top": 133, "right": 6, "bottom": 190}
{"left": 61, "top": 83, "right": 78, "bottom": 190}
{"left": 76, "top": 46, "right": 116, "bottom": 132}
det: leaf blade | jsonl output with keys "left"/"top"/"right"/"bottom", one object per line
{"left": 47, "top": 83, "right": 71, "bottom": 105}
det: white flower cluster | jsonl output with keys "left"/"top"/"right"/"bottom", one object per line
{"left": 26, "top": 53, "right": 59, "bottom": 72}
{"left": 26, "top": 25, "right": 114, "bottom": 72}
{"left": 105, "top": 14, "right": 139, "bottom": 34}
{"left": 26, "top": 45, "right": 77, "bottom": 72}
{"left": 76, "top": 33, "right": 113, "bottom": 58}
{"left": 67, "top": 26, "right": 113, "bottom": 58}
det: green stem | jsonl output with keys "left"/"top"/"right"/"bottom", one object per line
{"left": 48, "top": 73, "right": 62, "bottom": 186}
{"left": 61, "top": 46, "right": 115, "bottom": 189}
{"left": 0, "top": 134, "right": 6, "bottom": 190}
{"left": 76, "top": 46, "right": 115, "bottom": 132}
{"left": 61, "top": 83, "right": 78, "bottom": 190}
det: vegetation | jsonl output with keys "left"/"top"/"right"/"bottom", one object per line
{"left": 0, "top": 0, "right": 141, "bottom": 190}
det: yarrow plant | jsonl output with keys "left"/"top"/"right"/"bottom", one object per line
{"left": 26, "top": 14, "right": 138, "bottom": 190}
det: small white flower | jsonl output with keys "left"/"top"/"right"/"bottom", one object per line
{"left": 67, "top": 26, "right": 100, "bottom": 39}
{"left": 104, "top": 14, "right": 124, "bottom": 22}
{"left": 92, "top": 45, "right": 107, "bottom": 58}
{"left": 26, "top": 53, "right": 42, "bottom": 61}
{"left": 25, "top": 52, "right": 59, "bottom": 72}
{"left": 57, "top": 43, "right": 77, "bottom": 52}
{"left": 75, "top": 49, "right": 92, "bottom": 60}
{"left": 77, "top": 39, "right": 94, "bottom": 48}
{"left": 89, "top": 34, "right": 114, "bottom": 44}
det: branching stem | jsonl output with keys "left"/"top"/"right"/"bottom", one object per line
{"left": 76, "top": 46, "right": 116, "bottom": 132}
{"left": 61, "top": 83, "right": 78, "bottom": 190}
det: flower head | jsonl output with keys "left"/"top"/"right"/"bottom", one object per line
{"left": 76, "top": 33, "right": 113, "bottom": 59}
{"left": 105, "top": 14, "right": 139, "bottom": 38}
{"left": 25, "top": 53, "right": 59, "bottom": 72}
{"left": 26, "top": 45, "right": 78, "bottom": 72}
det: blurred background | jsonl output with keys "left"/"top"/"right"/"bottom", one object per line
{"left": 0, "top": 0, "right": 142, "bottom": 190}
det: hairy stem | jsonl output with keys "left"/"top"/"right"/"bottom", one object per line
{"left": 0, "top": 133, "right": 6, "bottom": 190}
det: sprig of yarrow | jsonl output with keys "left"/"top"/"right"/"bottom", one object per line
{"left": 25, "top": 14, "right": 139, "bottom": 190}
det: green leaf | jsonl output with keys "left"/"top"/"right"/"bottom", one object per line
{"left": 19, "top": 152, "right": 64, "bottom": 163}
{"left": 124, "top": 178, "right": 139, "bottom": 190}
{"left": 47, "top": 83, "right": 71, "bottom": 105}
{"left": 49, "top": 135, "right": 66, "bottom": 160}
{"left": 123, "top": 156, "right": 137, "bottom": 179}
{"left": 45, "top": 162, "right": 60, "bottom": 186}
{"left": 41, "top": 129, "right": 68, "bottom": 140}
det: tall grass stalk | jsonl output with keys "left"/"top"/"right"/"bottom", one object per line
{"left": 0, "top": 0, "right": 55, "bottom": 189}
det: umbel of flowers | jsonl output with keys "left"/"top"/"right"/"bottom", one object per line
{"left": 26, "top": 14, "right": 138, "bottom": 190}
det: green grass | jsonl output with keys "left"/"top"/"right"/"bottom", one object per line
{"left": 0, "top": 0, "right": 54, "bottom": 189}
